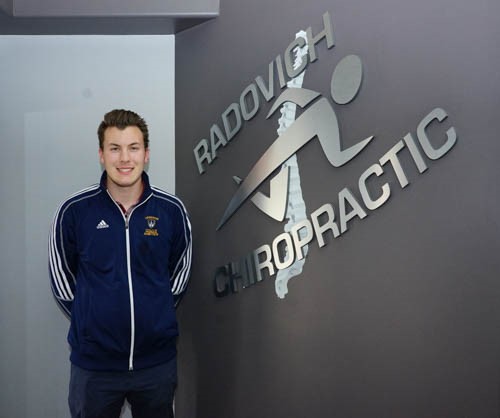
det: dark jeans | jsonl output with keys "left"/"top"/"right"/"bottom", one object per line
{"left": 69, "top": 357, "right": 177, "bottom": 418}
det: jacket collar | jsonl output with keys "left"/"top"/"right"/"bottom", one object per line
{"left": 99, "top": 170, "right": 153, "bottom": 204}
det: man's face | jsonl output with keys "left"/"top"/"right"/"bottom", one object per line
{"left": 99, "top": 126, "right": 150, "bottom": 191}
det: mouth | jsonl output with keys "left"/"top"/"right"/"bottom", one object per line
{"left": 117, "top": 168, "right": 134, "bottom": 173}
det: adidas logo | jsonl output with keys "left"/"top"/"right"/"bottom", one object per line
{"left": 96, "top": 220, "right": 109, "bottom": 229}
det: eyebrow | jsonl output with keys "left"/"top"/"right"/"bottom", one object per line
{"left": 107, "top": 142, "right": 141, "bottom": 147}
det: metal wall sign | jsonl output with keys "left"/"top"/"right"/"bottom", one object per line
{"left": 192, "top": 12, "right": 457, "bottom": 299}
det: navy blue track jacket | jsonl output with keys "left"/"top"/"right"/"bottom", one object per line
{"left": 49, "top": 172, "right": 192, "bottom": 371}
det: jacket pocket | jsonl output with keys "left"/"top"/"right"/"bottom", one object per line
{"left": 133, "top": 286, "right": 178, "bottom": 356}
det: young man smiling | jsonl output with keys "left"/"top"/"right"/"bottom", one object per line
{"left": 49, "top": 109, "right": 192, "bottom": 418}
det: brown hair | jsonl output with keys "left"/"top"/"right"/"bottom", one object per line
{"left": 97, "top": 109, "right": 149, "bottom": 149}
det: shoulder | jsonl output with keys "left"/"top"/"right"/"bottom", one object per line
{"left": 53, "top": 184, "right": 102, "bottom": 219}
{"left": 150, "top": 185, "right": 189, "bottom": 216}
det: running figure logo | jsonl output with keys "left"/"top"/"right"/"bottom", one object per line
{"left": 217, "top": 53, "right": 374, "bottom": 231}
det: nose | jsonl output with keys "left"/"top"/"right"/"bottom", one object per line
{"left": 120, "top": 148, "right": 130, "bottom": 162}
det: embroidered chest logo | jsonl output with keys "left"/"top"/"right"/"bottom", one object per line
{"left": 96, "top": 220, "right": 109, "bottom": 229}
{"left": 144, "top": 216, "right": 159, "bottom": 236}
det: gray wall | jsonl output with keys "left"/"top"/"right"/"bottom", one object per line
{"left": 175, "top": 1, "right": 500, "bottom": 417}
{"left": 0, "top": 35, "right": 175, "bottom": 418}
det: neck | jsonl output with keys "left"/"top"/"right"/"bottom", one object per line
{"left": 107, "top": 180, "right": 143, "bottom": 212}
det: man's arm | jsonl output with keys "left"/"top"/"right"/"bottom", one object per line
{"left": 169, "top": 202, "right": 193, "bottom": 307}
{"left": 48, "top": 203, "right": 77, "bottom": 317}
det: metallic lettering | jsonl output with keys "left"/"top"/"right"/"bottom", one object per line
{"left": 254, "top": 244, "right": 275, "bottom": 278}
{"left": 240, "top": 83, "right": 260, "bottom": 121}
{"left": 417, "top": 108, "right": 457, "bottom": 160}
{"left": 272, "top": 233, "right": 295, "bottom": 270}
{"left": 255, "top": 62, "right": 275, "bottom": 102}
{"left": 306, "top": 12, "right": 335, "bottom": 63}
{"left": 193, "top": 139, "right": 212, "bottom": 174}
{"left": 311, "top": 203, "right": 339, "bottom": 247}
{"left": 290, "top": 219, "right": 314, "bottom": 261}
{"left": 379, "top": 140, "right": 409, "bottom": 188}
{"left": 285, "top": 37, "right": 308, "bottom": 78}
{"left": 210, "top": 124, "right": 227, "bottom": 160}
{"left": 403, "top": 133, "right": 428, "bottom": 173}
{"left": 222, "top": 103, "right": 242, "bottom": 142}
{"left": 358, "top": 163, "right": 391, "bottom": 211}
{"left": 338, "top": 187, "right": 367, "bottom": 234}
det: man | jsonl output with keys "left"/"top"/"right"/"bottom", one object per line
{"left": 49, "top": 109, "right": 192, "bottom": 418}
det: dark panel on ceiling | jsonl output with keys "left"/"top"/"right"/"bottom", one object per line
{"left": 0, "top": 0, "right": 218, "bottom": 34}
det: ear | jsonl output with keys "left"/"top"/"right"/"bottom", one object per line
{"left": 144, "top": 148, "right": 150, "bottom": 164}
{"left": 99, "top": 148, "right": 104, "bottom": 164}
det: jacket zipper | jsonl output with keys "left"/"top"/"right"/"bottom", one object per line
{"left": 125, "top": 217, "right": 135, "bottom": 371}
{"left": 107, "top": 191, "right": 151, "bottom": 371}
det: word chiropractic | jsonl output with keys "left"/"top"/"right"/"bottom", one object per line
{"left": 214, "top": 108, "right": 457, "bottom": 296}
